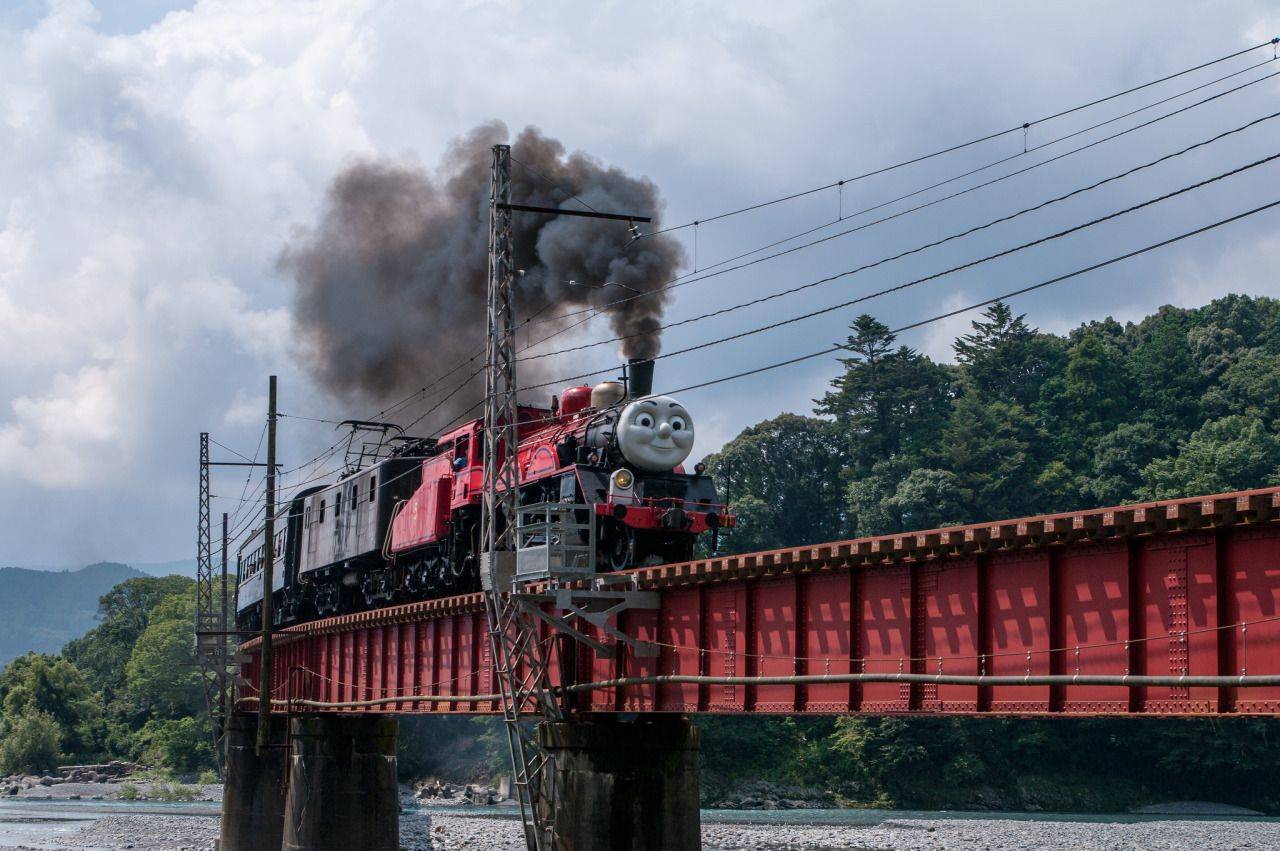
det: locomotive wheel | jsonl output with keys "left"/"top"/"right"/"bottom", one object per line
{"left": 422, "top": 555, "right": 442, "bottom": 593}
{"left": 608, "top": 525, "right": 635, "bottom": 570}
{"left": 315, "top": 583, "right": 339, "bottom": 617}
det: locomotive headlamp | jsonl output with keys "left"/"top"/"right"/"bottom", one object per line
{"left": 612, "top": 468, "right": 634, "bottom": 490}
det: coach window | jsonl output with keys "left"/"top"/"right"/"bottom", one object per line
{"left": 369, "top": 475, "right": 377, "bottom": 502}
{"left": 336, "top": 491, "right": 342, "bottom": 517}
{"left": 319, "top": 500, "right": 326, "bottom": 522}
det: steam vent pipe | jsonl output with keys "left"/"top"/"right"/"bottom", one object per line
{"left": 219, "top": 713, "right": 288, "bottom": 851}
{"left": 282, "top": 716, "right": 400, "bottom": 851}
{"left": 538, "top": 716, "right": 701, "bottom": 850}
{"left": 628, "top": 357, "right": 655, "bottom": 398}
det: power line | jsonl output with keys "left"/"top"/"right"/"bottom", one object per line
{"left": 513, "top": 112, "right": 1280, "bottom": 363}
{"left": 274, "top": 55, "right": 1280, "bottom": 484}
{"left": 654, "top": 198, "right": 1280, "bottom": 399}
{"left": 331, "top": 188, "right": 1280, "bottom": 510}
{"left": 642, "top": 37, "right": 1279, "bottom": 238}
{"left": 271, "top": 47, "right": 1280, "bottom": 503}
{"left": 208, "top": 436, "right": 254, "bottom": 463}
{"left": 516, "top": 63, "right": 1280, "bottom": 343}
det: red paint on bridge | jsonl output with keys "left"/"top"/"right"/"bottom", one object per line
{"left": 240, "top": 488, "right": 1280, "bottom": 716}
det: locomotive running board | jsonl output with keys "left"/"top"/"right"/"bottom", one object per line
{"left": 514, "top": 584, "right": 661, "bottom": 658}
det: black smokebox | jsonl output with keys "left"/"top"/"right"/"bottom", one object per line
{"left": 628, "top": 358, "right": 655, "bottom": 398}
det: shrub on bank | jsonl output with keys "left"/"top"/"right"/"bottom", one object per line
{"left": 0, "top": 711, "right": 62, "bottom": 774}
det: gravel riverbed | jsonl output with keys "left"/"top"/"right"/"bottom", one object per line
{"left": 2, "top": 811, "right": 1276, "bottom": 850}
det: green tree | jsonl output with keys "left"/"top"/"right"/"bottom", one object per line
{"left": 953, "top": 302, "right": 1063, "bottom": 407}
{"left": 1124, "top": 305, "right": 1208, "bottom": 434}
{"left": 1201, "top": 348, "right": 1280, "bottom": 423}
{"left": 0, "top": 654, "right": 101, "bottom": 758}
{"left": 704, "top": 414, "right": 849, "bottom": 552}
{"left": 935, "top": 394, "right": 1045, "bottom": 520}
{"left": 850, "top": 467, "right": 967, "bottom": 536}
{"left": 1140, "top": 415, "right": 1280, "bottom": 498}
{"left": 124, "top": 592, "right": 204, "bottom": 720}
{"left": 1037, "top": 332, "right": 1133, "bottom": 465}
{"left": 64, "top": 575, "right": 195, "bottom": 702}
{"left": 1078, "top": 422, "right": 1167, "bottom": 507}
{"left": 134, "top": 717, "right": 214, "bottom": 773}
{"left": 0, "top": 711, "right": 63, "bottom": 774}
{"left": 817, "top": 314, "right": 952, "bottom": 473}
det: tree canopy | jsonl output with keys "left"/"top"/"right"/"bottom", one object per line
{"left": 710, "top": 296, "right": 1280, "bottom": 543}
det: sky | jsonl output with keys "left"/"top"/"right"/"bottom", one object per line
{"left": 2, "top": 0, "right": 1279, "bottom": 567}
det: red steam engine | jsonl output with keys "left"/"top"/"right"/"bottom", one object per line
{"left": 235, "top": 359, "right": 733, "bottom": 626}
{"left": 380, "top": 359, "right": 731, "bottom": 602}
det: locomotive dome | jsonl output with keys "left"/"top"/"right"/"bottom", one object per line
{"left": 616, "top": 395, "right": 695, "bottom": 472}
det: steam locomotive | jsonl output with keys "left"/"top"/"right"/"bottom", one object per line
{"left": 235, "top": 360, "right": 732, "bottom": 629}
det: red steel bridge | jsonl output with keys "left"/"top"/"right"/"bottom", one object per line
{"left": 240, "top": 486, "right": 1280, "bottom": 717}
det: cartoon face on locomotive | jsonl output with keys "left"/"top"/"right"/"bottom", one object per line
{"left": 236, "top": 359, "right": 731, "bottom": 628}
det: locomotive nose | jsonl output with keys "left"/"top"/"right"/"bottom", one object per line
{"left": 657, "top": 421, "right": 672, "bottom": 438}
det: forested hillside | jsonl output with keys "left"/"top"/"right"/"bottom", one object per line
{"left": 709, "top": 294, "right": 1280, "bottom": 551}
{"left": 0, "top": 574, "right": 211, "bottom": 776}
{"left": 696, "top": 294, "right": 1280, "bottom": 812}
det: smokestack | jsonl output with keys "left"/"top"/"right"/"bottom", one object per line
{"left": 628, "top": 358, "right": 654, "bottom": 398}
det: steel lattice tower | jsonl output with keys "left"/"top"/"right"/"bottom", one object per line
{"left": 479, "top": 144, "right": 563, "bottom": 850}
{"left": 194, "top": 433, "right": 228, "bottom": 775}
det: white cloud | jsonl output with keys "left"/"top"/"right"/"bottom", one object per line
{"left": 916, "top": 290, "right": 975, "bottom": 364}
{"left": 1168, "top": 231, "right": 1280, "bottom": 308}
{"left": 0, "top": 0, "right": 1277, "bottom": 564}
{"left": 222, "top": 389, "right": 267, "bottom": 427}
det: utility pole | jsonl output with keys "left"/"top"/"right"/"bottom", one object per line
{"left": 221, "top": 511, "right": 229, "bottom": 719}
{"left": 257, "top": 375, "right": 278, "bottom": 753}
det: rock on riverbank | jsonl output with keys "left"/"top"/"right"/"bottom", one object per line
{"left": 19, "top": 811, "right": 1280, "bottom": 850}
{"left": 415, "top": 815, "right": 1280, "bottom": 850}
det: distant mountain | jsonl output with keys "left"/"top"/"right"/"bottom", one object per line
{"left": 0, "top": 562, "right": 147, "bottom": 664}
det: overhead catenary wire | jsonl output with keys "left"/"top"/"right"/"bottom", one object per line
{"left": 298, "top": 190, "right": 1280, "bottom": 512}
{"left": 641, "top": 37, "right": 1280, "bottom": 238}
{"left": 482, "top": 191, "right": 1280, "bottom": 435}
{"left": 273, "top": 57, "right": 1280, "bottom": 493}
{"left": 274, "top": 50, "right": 1280, "bottom": 488}
{"left": 267, "top": 51, "right": 1280, "bottom": 513}
{"left": 221, "top": 422, "right": 268, "bottom": 533}
{"left": 515, "top": 63, "right": 1280, "bottom": 345}
{"left": 652, "top": 196, "right": 1280, "bottom": 403}
{"left": 512, "top": 115, "right": 1280, "bottom": 364}
{"left": 634, "top": 57, "right": 1277, "bottom": 293}
{"left": 492, "top": 151, "right": 1280, "bottom": 400}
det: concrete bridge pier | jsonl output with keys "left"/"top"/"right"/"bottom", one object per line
{"left": 219, "top": 713, "right": 289, "bottom": 851}
{"left": 538, "top": 716, "right": 701, "bottom": 850}
{"left": 282, "top": 716, "right": 400, "bottom": 851}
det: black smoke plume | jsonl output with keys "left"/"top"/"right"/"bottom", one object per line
{"left": 280, "top": 122, "right": 684, "bottom": 425}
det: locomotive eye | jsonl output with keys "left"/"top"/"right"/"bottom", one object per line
{"left": 637, "top": 413, "right": 654, "bottom": 428}
{"left": 669, "top": 416, "right": 686, "bottom": 432}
